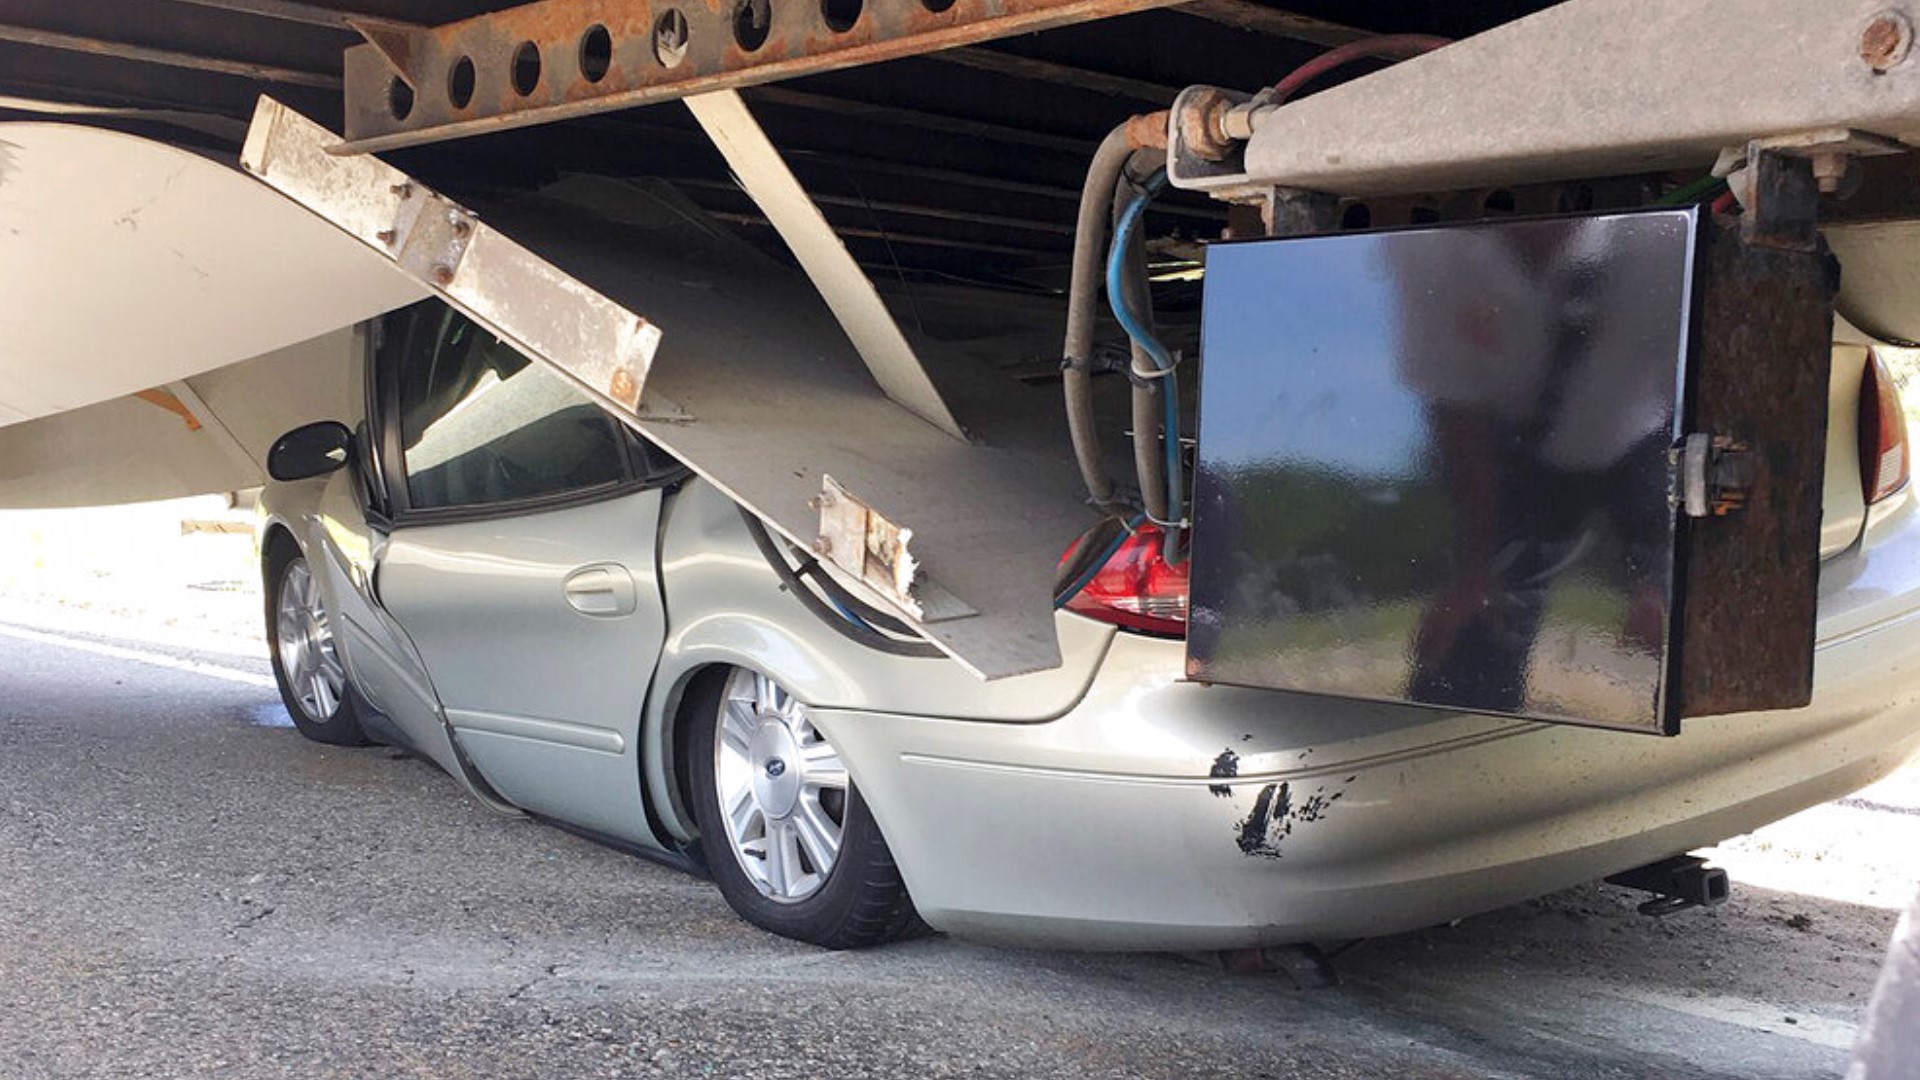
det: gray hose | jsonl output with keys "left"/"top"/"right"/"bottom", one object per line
{"left": 1113, "top": 152, "right": 1168, "bottom": 524}
{"left": 1063, "top": 124, "right": 1143, "bottom": 515}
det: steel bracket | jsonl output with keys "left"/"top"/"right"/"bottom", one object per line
{"left": 1166, "top": 84, "right": 1258, "bottom": 195}
{"left": 1726, "top": 130, "right": 1906, "bottom": 251}
{"left": 389, "top": 189, "right": 476, "bottom": 287}
{"left": 1253, "top": 186, "right": 1339, "bottom": 237}
{"left": 1743, "top": 148, "right": 1824, "bottom": 252}
{"left": 346, "top": 16, "right": 430, "bottom": 91}
{"left": 1676, "top": 433, "right": 1754, "bottom": 519}
{"left": 241, "top": 98, "right": 667, "bottom": 414}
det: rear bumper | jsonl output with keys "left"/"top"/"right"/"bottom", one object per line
{"left": 817, "top": 498, "right": 1920, "bottom": 950}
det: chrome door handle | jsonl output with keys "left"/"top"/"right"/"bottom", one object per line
{"left": 563, "top": 563, "right": 637, "bottom": 617}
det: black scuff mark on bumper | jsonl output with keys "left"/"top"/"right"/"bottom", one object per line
{"left": 1237, "top": 782, "right": 1290, "bottom": 856}
{"left": 1208, "top": 748, "right": 1240, "bottom": 797}
{"left": 1234, "top": 775, "right": 1355, "bottom": 858}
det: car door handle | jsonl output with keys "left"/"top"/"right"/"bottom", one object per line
{"left": 563, "top": 564, "right": 637, "bottom": 617}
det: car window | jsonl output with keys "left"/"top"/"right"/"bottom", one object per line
{"left": 396, "top": 304, "right": 626, "bottom": 511}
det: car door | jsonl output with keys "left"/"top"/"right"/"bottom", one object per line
{"left": 369, "top": 300, "right": 676, "bottom": 845}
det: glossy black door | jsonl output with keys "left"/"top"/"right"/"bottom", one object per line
{"left": 1187, "top": 210, "right": 1699, "bottom": 732}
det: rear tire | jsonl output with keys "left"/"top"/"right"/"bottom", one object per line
{"left": 265, "top": 544, "right": 371, "bottom": 747}
{"left": 688, "top": 667, "right": 920, "bottom": 948}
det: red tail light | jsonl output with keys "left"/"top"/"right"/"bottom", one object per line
{"left": 1058, "top": 523, "right": 1189, "bottom": 637}
{"left": 1861, "top": 348, "right": 1911, "bottom": 505}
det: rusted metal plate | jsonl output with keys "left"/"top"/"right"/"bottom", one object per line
{"left": 336, "top": 0, "right": 1183, "bottom": 153}
{"left": 815, "top": 475, "right": 976, "bottom": 623}
{"left": 1671, "top": 221, "right": 1835, "bottom": 719}
{"left": 817, "top": 474, "right": 921, "bottom": 615}
{"left": 242, "top": 98, "right": 667, "bottom": 417}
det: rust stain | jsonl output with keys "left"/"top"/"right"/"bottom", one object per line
{"left": 1861, "top": 12, "right": 1912, "bottom": 72}
{"left": 133, "top": 388, "right": 202, "bottom": 432}
{"left": 608, "top": 366, "right": 639, "bottom": 408}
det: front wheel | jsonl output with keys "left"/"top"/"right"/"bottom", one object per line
{"left": 266, "top": 546, "right": 370, "bottom": 746}
{"left": 688, "top": 667, "right": 919, "bottom": 948}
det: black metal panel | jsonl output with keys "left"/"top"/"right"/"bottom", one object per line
{"left": 1187, "top": 210, "right": 1699, "bottom": 733}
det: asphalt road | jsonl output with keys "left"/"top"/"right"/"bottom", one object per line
{"left": 0, "top": 621, "right": 1907, "bottom": 1080}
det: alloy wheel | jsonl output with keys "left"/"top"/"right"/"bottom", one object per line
{"left": 275, "top": 558, "right": 347, "bottom": 722}
{"left": 712, "top": 668, "right": 849, "bottom": 903}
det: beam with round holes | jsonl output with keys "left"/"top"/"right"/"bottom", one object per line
{"left": 337, "top": 0, "right": 1180, "bottom": 154}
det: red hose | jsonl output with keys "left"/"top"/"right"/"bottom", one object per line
{"left": 1710, "top": 189, "right": 1739, "bottom": 215}
{"left": 1271, "top": 34, "right": 1453, "bottom": 104}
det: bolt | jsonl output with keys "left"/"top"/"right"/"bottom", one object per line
{"left": 1177, "top": 87, "right": 1237, "bottom": 162}
{"left": 1812, "top": 152, "right": 1850, "bottom": 195}
{"left": 810, "top": 537, "right": 833, "bottom": 557}
{"left": 807, "top": 493, "right": 835, "bottom": 512}
{"left": 1862, "top": 10, "right": 1913, "bottom": 72}
{"left": 389, "top": 182, "right": 413, "bottom": 199}
{"left": 608, "top": 367, "right": 637, "bottom": 405}
{"left": 375, "top": 229, "right": 397, "bottom": 246}
{"left": 450, "top": 217, "right": 472, "bottom": 238}
{"left": 430, "top": 263, "right": 455, "bottom": 285}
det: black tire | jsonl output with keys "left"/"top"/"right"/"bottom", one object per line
{"left": 265, "top": 542, "right": 371, "bottom": 747}
{"left": 686, "top": 667, "right": 921, "bottom": 948}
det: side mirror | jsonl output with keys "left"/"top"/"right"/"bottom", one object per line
{"left": 267, "top": 421, "right": 354, "bottom": 482}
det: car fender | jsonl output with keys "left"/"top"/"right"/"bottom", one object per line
{"left": 643, "top": 478, "right": 1115, "bottom": 842}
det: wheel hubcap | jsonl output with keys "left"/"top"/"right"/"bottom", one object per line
{"left": 714, "top": 669, "right": 848, "bottom": 903}
{"left": 276, "top": 558, "right": 347, "bottom": 723}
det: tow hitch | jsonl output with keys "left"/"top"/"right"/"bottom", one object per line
{"left": 1606, "top": 855, "right": 1732, "bottom": 917}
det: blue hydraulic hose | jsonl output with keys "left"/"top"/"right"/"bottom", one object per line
{"left": 827, "top": 594, "right": 876, "bottom": 633}
{"left": 1105, "top": 167, "right": 1182, "bottom": 531}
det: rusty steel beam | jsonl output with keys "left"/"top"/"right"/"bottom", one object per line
{"left": 334, "top": 0, "right": 1181, "bottom": 153}
{"left": 0, "top": 23, "right": 342, "bottom": 89}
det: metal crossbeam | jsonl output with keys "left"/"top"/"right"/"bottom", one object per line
{"left": 1218, "top": 0, "right": 1920, "bottom": 199}
{"left": 335, "top": 0, "right": 1181, "bottom": 153}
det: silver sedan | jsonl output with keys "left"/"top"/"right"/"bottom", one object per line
{"left": 257, "top": 298, "right": 1920, "bottom": 950}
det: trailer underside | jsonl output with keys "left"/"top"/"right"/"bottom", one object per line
{"left": 0, "top": 0, "right": 1556, "bottom": 291}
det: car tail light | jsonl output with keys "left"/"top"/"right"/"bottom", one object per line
{"left": 1861, "top": 348, "right": 1911, "bottom": 505}
{"left": 1058, "top": 523, "right": 1189, "bottom": 637}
